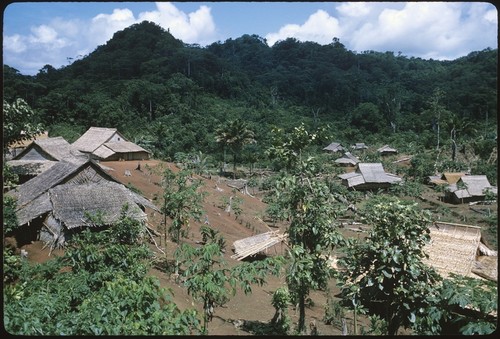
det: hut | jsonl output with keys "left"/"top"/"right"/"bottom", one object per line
{"left": 377, "top": 145, "right": 397, "bottom": 156}
{"left": 5, "top": 159, "right": 159, "bottom": 249}
{"left": 445, "top": 175, "right": 497, "bottom": 204}
{"left": 334, "top": 152, "right": 360, "bottom": 167}
{"left": 72, "top": 127, "right": 150, "bottom": 161}
{"left": 7, "top": 131, "right": 49, "bottom": 159}
{"left": 423, "top": 221, "right": 497, "bottom": 281}
{"left": 427, "top": 172, "right": 466, "bottom": 186}
{"left": 352, "top": 143, "right": 368, "bottom": 151}
{"left": 338, "top": 163, "right": 402, "bottom": 190}
{"left": 6, "top": 136, "right": 87, "bottom": 183}
{"left": 323, "top": 142, "right": 345, "bottom": 153}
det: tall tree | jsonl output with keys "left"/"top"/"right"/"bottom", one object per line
{"left": 215, "top": 119, "right": 256, "bottom": 176}
{"left": 267, "top": 124, "right": 345, "bottom": 333}
{"left": 3, "top": 98, "right": 45, "bottom": 154}
{"left": 339, "top": 196, "right": 442, "bottom": 335}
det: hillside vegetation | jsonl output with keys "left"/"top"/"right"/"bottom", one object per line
{"left": 3, "top": 20, "right": 497, "bottom": 336}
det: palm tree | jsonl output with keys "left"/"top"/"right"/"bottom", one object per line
{"left": 215, "top": 119, "right": 256, "bottom": 177}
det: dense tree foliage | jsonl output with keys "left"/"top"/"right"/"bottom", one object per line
{"left": 3, "top": 211, "right": 201, "bottom": 335}
{"left": 3, "top": 21, "right": 496, "bottom": 168}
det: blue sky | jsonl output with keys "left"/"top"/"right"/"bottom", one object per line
{"left": 3, "top": 2, "right": 498, "bottom": 76}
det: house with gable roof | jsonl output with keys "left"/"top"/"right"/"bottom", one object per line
{"left": 72, "top": 127, "right": 150, "bottom": 161}
{"left": 6, "top": 136, "right": 87, "bottom": 184}
{"left": 445, "top": 175, "right": 497, "bottom": 204}
{"left": 5, "top": 158, "right": 159, "bottom": 249}
{"left": 323, "top": 142, "right": 345, "bottom": 153}
{"left": 338, "top": 162, "right": 402, "bottom": 190}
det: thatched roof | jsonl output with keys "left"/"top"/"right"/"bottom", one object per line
{"left": 6, "top": 160, "right": 58, "bottom": 177}
{"left": 335, "top": 152, "right": 359, "bottom": 166}
{"left": 72, "top": 127, "right": 127, "bottom": 153}
{"left": 323, "top": 142, "right": 345, "bottom": 153}
{"left": 338, "top": 163, "right": 402, "bottom": 189}
{"left": 423, "top": 221, "right": 497, "bottom": 281}
{"left": 93, "top": 141, "right": 150, "bottom": 160}
{"left": 6, "top": 159, "right": 159, "bottom": 228}
{"left": 442, "top": 172, "right": 466, "bottom": 184}
{"left": 9, "top": 131, "right": 49, "bottom": 149}
{"left": 231, "top": 231, "right": 286, "bottom": 261}
{"left": 377, "top": 145, "right": 397, "bottom": 154}
{"left": 352, "top": 143, "right": 368, "bottom": 150}
{"left": 13, "top": 136, "right": 85, "bottom": 162}
{"left": 50, "top": 181, "right": 153, "bottom": 229}
{"left": 446, "top": 175, "right": 497, "bottom": 200}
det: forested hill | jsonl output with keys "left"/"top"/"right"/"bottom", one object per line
{"left": 3, "top": 20, "right": 497, "bottom": 162}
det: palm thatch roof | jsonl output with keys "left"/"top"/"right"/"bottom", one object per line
{"left": 446, "top": 175, "right": 497, "bottom": 202}
{"left": 13, "top": 136, "right": 85, "bottom": 162}
{"left": 377, "top": 144, "right": 397, "bottom": 155}
{"left": 72, "top": 127, "right": 127, "bottom": 153}
{"left": 8, "top": 131, "right": 49, "bottom": 149}
{"left": 323, "top": 142, "right": 345, "bottom": 153}
{"left": 6, "top": 160, "right": 58, "bottom": 177}
{"left": 423, "top": 221, "right": 497, "bottom": 281}
{"left": 93, "top": 141, "right": 151, "bottom": 160}
{"left": 338, "top": 163, "right": 402, "bottom": 189}
{"left": 352, "top": 142, "right": 368, "bottom": 150}
{"left": 335, "top": 152, "right": 359, "bottom": 166}
{"left": 50, "top": 181, "right": 154, "bottom": 229}
{"left": 231, "top": 230, "right": 286, "bottom": 261}
{"left": 6, "top": 158, "right": 159, "bottom": 234}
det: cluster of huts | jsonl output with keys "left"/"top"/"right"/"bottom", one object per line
{"left": 323, "top": 140, "right": 497, "bottom": 204}
{"left": 5, "top": 127, "right": 155, "bottom": 249}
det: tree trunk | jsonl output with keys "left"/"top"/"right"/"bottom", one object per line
{"left": 298, "top": 293, "right": 306, "bottom": 333}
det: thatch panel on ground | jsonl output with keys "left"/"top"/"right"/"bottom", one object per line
{"left": 423, "top": 222, "right": 497, "bottom": 281}
{"left": 232, "top": 231, "right": 286, "bottom": 261}
{"left": 472, "top": 256, "right": 498, "bottom": 281}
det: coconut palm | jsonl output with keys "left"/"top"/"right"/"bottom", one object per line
{"left": 215, "top": 119, "right": 256, "bottom": 177}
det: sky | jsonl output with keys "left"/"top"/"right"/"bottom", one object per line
{"left": 2, "top": 1, "right": 498, "bottom": 76}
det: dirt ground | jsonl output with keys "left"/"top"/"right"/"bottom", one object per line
{"left": 18, "top": 159, "right": 496, "bottom": 335}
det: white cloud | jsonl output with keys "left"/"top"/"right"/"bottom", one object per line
{"left": 3, "top": 2, "right": 218, "bottom": 75}
{"left": 138, "top": 2, "right": 216, "bottom": 44}
{"left": 266, "top": 10, "right": 341, "bottom": 46}
{"left": 266, "top": 2, "right": 497, "bottom": 60}
{"left": 3, "top": 34, "right": 27, "bottom": 53}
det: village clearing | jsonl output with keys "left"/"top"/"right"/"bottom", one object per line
{"left": 19, "top": 159, "right": 497, "bottom": 336}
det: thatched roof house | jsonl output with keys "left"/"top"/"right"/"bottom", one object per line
{"left": 5, "top": 159, "right": 159, "bottom": 248}
{"left": 338, "top": 163, "right": 402, "bottom": 190}
{"left": 72, "top": 127, "right": 150, "bottom": 161}
{"left": 423, "top": 222, "right": 497, "bottom": 281}
{"left": 352, "top": 142, "right": 368, "bottom": 150}
{"left": 7, "top": 137, "right": 87, "bottom": 183}
{"left": 334, "top": 152, "right": 360, "bottom": 166}
{"left": 323, "top": 142, "right": 345, "bottom": 153}
{"left": 445, "top": 175, "right": 497, "bottom": 204}
{"left": 427, "top": 172, "right": 466, "bottom": 186}
{"left": 7, "top": 131, "right": 49, "bottom": 159}
{"left": 377, "top": 145, "right": 397, "bottom": 155}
